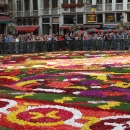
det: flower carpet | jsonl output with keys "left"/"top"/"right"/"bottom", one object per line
{"left": 0, "top": 50, "right": 130, "bottom": 130}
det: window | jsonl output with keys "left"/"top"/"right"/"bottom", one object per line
{"left": 70, "top": 0, "right": 76, "bottom": 3}
{"left": 44, "top": 0, "right": 49, "bottom": 9}
{"left": 9, "top": 0, "right": 13, "bottom": 12}
{"left": 63, "top": 0, "right": 68, "bottom": 4}
{"left": 42, "top": 18, "right": 50, "bottom": 23}
{"left": 33, "top": 19, "right": 38, "bottom": 25}
{"left": 24, "top": 0, "right": 29, "bottom": 11}
{"left": 105, "top": 13, "right": 115, "bottom": 22}
{"left": 64, "top": 15, "right": 75, "bottom": 24}
{"left": 97, "top": 0, "right": 102, "bottom": 4}
{"left": 127, "top": 13, "right": 130, "bottom": 22}
{"left": 77, "top": 15, "right": 83, "bottom": 24}
{"left": 116, "top": 0, "right": 123, "bottom": 3}
{"left": 23, "top": 19, "right": 27, "bottom": 25}
{"left": 116, "top": 13, "right": 122, "bottom": 22}
{"left": 78, "top": 0, "right": 83, "bottom": 3}
{"left": 106, "top": 0, "right": 112, "bottom": 4}
{"left": 28, "top": 19, "right": 32, "bottom": 25}
{"left": 86, "top": 0, "right": 92, "bottom": 4}
{"left": 52, "top": 0, "right": 58, "bottom": 8}
{"left": 33, "top": 0, "right": 38, "bottom": 10}
{"left": 17, "top": 0, "right": 21, "bottom": 11}
{"left": 97, "top": 14, "right": 103, "bottom": 22}
{"left": 17, "top": 19, "right": 22, "bottom": 25}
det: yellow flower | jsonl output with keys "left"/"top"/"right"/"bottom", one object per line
{"left": 54, "top": 96, "right": 74, "bottom": 104}
{"left": 16, "top": 80, "right": 37, "bottom": 87}
{"left": 68, "top": 86, "right": 87, "bottom": 90}
{"left": 81, "top": 117, "right": 100, "bottom": 130}
{"left": 0, "top": 76, "right": 19, "bottom": 81}
{"left": 98, "top": 101, "right": 120, "bottom": 110}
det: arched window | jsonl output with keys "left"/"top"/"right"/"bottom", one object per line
{"left": 33, "top": 19, "right": 38, "bottom": 25}
{"left": 23, "top": 19, "right": 27, "bottom": 25}
{"left": 17, "top": 19, "right": 22, "bottom": 25}
{"left": 28, "top": 19, "right": 32, "bottom": 25}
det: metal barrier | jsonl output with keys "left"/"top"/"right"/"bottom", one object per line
{"left": 0, "top": 39, "right": 130, "bottom": 54}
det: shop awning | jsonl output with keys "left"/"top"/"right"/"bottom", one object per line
{"left": 80, "top": 24, "right": 102, "bottom": 29}
{"left": 60, "top": 25, "right": 71, "bottom": 29}
{"left": 125, "top": 22, "right": 130, "bottom": 27}
{"left": 15, "top": 26, "right": 39, "bottom": 32}
{"left": 0, "top": 16, "right": 10, "bottom": 24}
{"left": 102, "top": 24, "right": 117, "bottom": 29}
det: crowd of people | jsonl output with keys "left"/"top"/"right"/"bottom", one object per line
{"left": 0, "top": 30, "right": 130, "bottom": 54}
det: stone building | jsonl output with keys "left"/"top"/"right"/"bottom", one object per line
{"left": 14, "top": 0, "right": 130, "bottom": 35}
{"left": 0, "top": 0, "right": 14, "bottom": 34}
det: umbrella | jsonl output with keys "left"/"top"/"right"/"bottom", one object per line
{"left": 99, "top": 29, "right": 112, "bottom": 33}
{"left": 87, "top": 29, "right": 99, "bottom": 33}
{"left": 74, "top": 30, "right": 84, "bottom": 35}
{"left": 112, "top": 29, "right": 126, "bottom": 33}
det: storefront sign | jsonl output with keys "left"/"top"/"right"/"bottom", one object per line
{"left": 107, "top": 15, "right": 114, "bottom": 21}
{"left": 87, "top": 15, "right": 96, "bottom": 22}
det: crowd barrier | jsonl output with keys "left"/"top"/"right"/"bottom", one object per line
{"left": 0, "top": 39, "right": 130, "bottom": 54}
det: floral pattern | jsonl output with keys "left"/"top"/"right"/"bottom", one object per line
{"left": 0, "top": 51, "right": 130, "bottom": 130}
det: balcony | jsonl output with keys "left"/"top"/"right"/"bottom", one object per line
{"left": 85, "top": 5, "right": 91, "bottom": 12}
{"left": 33, "top": 10, "right": 38, "bottom": 16}
{"left": 24, "top": 10, "right": 30, "bottom": 16}
{"left": 116, "top": 3, "right": 123, "bottom": 10}
{"left": 43, "top": 9, "right": 49, "bottom": 15}
{"left": 17, "top": 11, "right": 23, "bottom": 17}
{"left": 105, "top": 4, "right": 112, "bottom": 11}
{"left": 127, "top": 3, "right": 130, "bottom": 9}
{"left": 51, "top": 8, "right": 59, "bottom": 14}
{"left": 70, "top": 7, "right": 76, "bottom": 12}
{"left": 96, "top": 4, "right": 103, "bottom": 11}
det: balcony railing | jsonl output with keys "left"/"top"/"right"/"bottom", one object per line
{"left": 43, "top": 9, "right": 49, "bottom": 15}
{"left": 24, "top": 10, "right": 30, "bottom": 16}
{"left": 70, "top": 7, "right": 76, "bottom": 12}
{"left": 127, "top": 3, "right": 130, "bottom": 9}
{"left": 96, "top": 4, "right": 102, "bottom": 11}
{"left": 51, "top": 8, "right": 58, "bottom": 14}
{"left": 33, "top": 10, "right": 38, "bottom": 16}
{"left": 85, "top": 5, "right": 91, "bottom": 12}
{"left": 116, "top": 3, "right": 123, "bottom": 10}
{"left": 17, "top": 11, "right": 23, "bottom": 17}
{"left": 105, "top": 4, "right": 112, "bottom": 11}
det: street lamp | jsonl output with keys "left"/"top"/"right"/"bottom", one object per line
{"left": 7, "top": 15, "right": 16, "bottom": 35}
{"left": 120, "top": 14, "right": 124, "bottom": 23}
{"left": 118, "top": 14, "right": 126, "bottom": 29}
{"left": 71, "top": 16, "right": 78, "bottom": 33}
{"left": 73, "top": 16, "right": 77, "bottom": 24}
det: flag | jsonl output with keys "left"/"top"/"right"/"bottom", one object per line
{"left": 91, "top": 8, "right": 96, "bottom": 15}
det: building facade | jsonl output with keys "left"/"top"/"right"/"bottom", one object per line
{"left": 14, "top": 0, "right": 130, "bottom": 35}
{"left": 0, "top": 0, "right": 14, "bottom": 34}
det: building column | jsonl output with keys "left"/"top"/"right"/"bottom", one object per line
{"left": 38, "top": 17, "right": 42, "bottom": 35}
{"left": 92, "top": 0, "right": 96, "bottom": 5}
{"left": 83, "top": 14, "right": 86, "bottom": 24}
{"left": 123, "top": 0, "right": 127, "bottom": 23}
{"left": 102, "top": 0, "right": 105, "bottom": 11}
{"left": 59, "top": 14, "right": 63, "bottom": 35}
{"left": 112, "top": 0, "right": 115, "bottom": 11}
{"left": 103, "top": 13, "right": 105, "bottom": 24}
{"left": 30, "top": 0, "right": 33, "bottom": 16}
{"left": 22, "top": 0, "right": 24, "bottom": 16}
{"left": 49, "top": 0, "right": 52, "bottom": 14}
{"left": 50, "top": 17, "right": 52, "bottom": 34}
